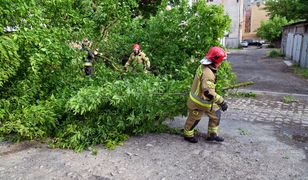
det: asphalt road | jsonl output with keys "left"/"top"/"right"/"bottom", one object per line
{"left": 228, "top": 48, "right": 308, "bottom": 95}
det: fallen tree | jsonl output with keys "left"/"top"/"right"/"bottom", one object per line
{"left": 0, "top": 0, "right": 234, "bottom": 151}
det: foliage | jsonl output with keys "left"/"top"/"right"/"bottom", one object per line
{"left": 267, "top": 44, "right": 276, "bottom": 48}
{"left": 282, "top": 96, "right": 298, "bottom": 104}
{"left": 268, "top": 50, "right": 284, "bottom": 58}
{"left": 292, "top": 65, "right": 308, "bottom": 79}
{"left": 237, "top": 128, "right": 250, "bottom": 136}
{"left": 135, "top": 0, "right": 162, "bottom": 18}
{"left": 216, "top": 61, "right": 237, "bottom": 95}
{"left": 0, "top": 36, "right": 21, "bottom": 87}
{"left": 89, "top": 146, "right": 98, "bottom": 155}
{"left": 139, "top": 1, "right": 231, "bottom": 76}
{"left": 229, "top": 92, "right": 256, "bottom": 98}
{"left": 282, "top": 155, "right": 289, "bottom": 160}
{"left": 256, "top": 16, "right": 289, "bottom": 42}
{"left": 0, "top": 0, "right": 235, "bottom": 151}
{"left": 264, "top": 0, "right": 308, "bottom": 21}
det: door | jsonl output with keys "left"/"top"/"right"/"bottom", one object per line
{"left": 286, "top": 33, "right": 294, "bottom": 58}
{"left": 292, "top": 34, "right": 302, "bottom": 63}
{"left": 300, "top": 34, "right": 308, "bottom": 68}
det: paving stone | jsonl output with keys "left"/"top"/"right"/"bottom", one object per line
{"left": 227, "top": 97, "right": 308, "bottom": 127}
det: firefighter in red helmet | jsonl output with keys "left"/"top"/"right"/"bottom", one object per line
{"left": 124, "top": 44, "right": 150, "bottom": 73}
{"left": 183, "top": 46, "right": 228, "bottom": 143}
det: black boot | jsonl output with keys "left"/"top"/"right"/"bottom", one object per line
{"left": 184, "top": 136, "right": 198, "bottom": 143}
{"left": 206, "top": 135, "right": 224, "bottom": 142}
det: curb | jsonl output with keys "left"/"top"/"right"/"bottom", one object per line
{"left": 283, "top": 60, "right": 293, "bottom": 67}
{"left": 236, "top": 89, "right": 308, "bottom": 101}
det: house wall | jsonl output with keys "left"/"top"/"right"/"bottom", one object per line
{"left": 242, "top": 3, "right": 269, "bottom": 40}
{"left": 223, "top": 0, "right": 244, "bottom": 48}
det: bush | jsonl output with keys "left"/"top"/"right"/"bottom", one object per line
{"left": 268, "top": 50, "right": 284, "bottom": 58}
{"left": 267, "top": 44, "right": 276, "bottom": 48}
{"left": 257, "top": 16, "right": 290, "bottom": 43}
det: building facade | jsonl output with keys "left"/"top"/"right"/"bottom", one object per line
{"left": 188, "top": 0, "right": 244, "bottom": 48}
{"left": 223, "top": 0, "right": 244, "bottom": 48}
{"left": 243, "top": 0, "right": 269, "bottom": 40}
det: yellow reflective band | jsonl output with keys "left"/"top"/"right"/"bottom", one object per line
{"left": 206, "top": 81, "right": 216, "bottom": 89}
{"left": 184, "top": 129, "right": 194, "bottom": 137}
{"left": 214, "top": 94, "right": 222, "bottom": 103}
{"left": 194, "top": 80, "right": 201, "bottom": 95}
{"left": 189, "top": 92, "right": 212, "bottom": 108}
{"left": 208, "top": 126, "right": 219, "bottom": 133}
{"left": 196, "top": 65, "right": 203, "bottom": 78}
{"left": 84, "top": 62, "right": 92, "bottom": 66}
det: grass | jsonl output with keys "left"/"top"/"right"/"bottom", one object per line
{"left": 282, "top": 155, "right": 289, "bottom": 160}
{"left": 237, "top": 128, "right": 250, "bottom": 136}
{"left": 0, "top": 136, "right": 5, "bottom": 142}
{"left": 267, "top": 50, "right": 284, "bottom": 58}
{"left": 89, "top": 146, "right": 98, "bottom": 155}
{"left": 282, "top": 95, "right": 298, "bottom": 103}
{"left": 292, "top": 65, "right": 308, "bottom": 79}
{"left": 229, "top": 92, "right": 257, "bottom": 98}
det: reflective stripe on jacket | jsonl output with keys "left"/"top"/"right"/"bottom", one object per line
{"left": 124, "top": 51, "right": 150, "bottom": 70}
{"left": 189, "top": 65, "right": 224, "bottom": 108}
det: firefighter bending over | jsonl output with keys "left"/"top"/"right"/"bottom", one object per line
{"left": 124, "top": 44, "right": 150, "bottom": 73}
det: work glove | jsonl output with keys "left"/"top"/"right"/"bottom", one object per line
{"left": 219, "top": 101, "right": 228, "bottom": 111}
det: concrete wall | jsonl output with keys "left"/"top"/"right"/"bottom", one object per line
{"left": 223, "top": 0, "right": 244, "bottom": 48}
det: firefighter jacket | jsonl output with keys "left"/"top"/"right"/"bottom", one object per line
{"left": 124, "top": 51, "right": 150, "bottom": 72}
{"left": 82, "top": 47, "right": 95, "bottom": 67}
{"left": 189, "top": 65, "right": 224, "bottom": 111}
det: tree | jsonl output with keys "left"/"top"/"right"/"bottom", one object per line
{"left": 264, "top": 0, "right": 308, "bottom": 21}
{"left": 136, "top": 0, "right": 162, "bottom": 18}
{"left": 298, "top": 0, "right": 308, "bottom": 21}
{"left": 256, "top": 16, "right": 289, "bottom": 44}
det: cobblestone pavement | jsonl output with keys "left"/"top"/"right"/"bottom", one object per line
{"left": 225, "top": 96, "right": 308, "bottom": 128}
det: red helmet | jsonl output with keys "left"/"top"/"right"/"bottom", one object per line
{"left": 205, "top": 46, "right": 227, "bottom": 64}
{"left": 132, "top": 44, "right": 140, "bottom": 51}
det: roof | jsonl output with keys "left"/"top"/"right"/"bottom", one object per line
{"left": 282, "top": 20, "right": 308, "bottom": 28}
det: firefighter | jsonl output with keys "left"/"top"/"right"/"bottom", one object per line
{"left": 183, "top": 46, "right": 228, "bottom": 143}
{"left": 124, "top": 44, "right": 150, "bottom": 73}
{"left": 81, "top": 38, "right": 95, "bottom": 76}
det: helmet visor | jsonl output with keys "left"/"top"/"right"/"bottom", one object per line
{"left": 200, "top": 58, "right": 212, "bottom": 65}
{"left": 133, "top": 48, "right": 139, "bottom": 54}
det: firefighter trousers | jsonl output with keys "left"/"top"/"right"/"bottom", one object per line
{"left": 184, "top": 99, "right": 221, "bottom": 137}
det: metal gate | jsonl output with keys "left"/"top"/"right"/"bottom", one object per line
{"left": 286, "top": 33, "right": 294, "bottom": 58}
{"left": 292, "top": 34, "right": 302, "bottom": 63}
{"left": 300, "top": 34, "right": 308, "bottom": 68}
